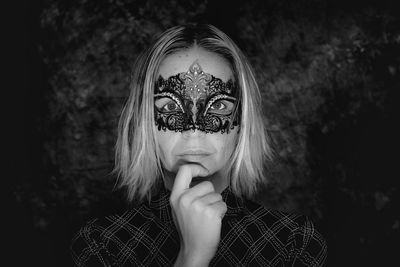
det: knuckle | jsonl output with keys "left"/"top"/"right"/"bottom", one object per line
{"left": 215, "top": 202, "right": 227, "bottom": 215}
{"left": 169, "top": 194, "right": 177, "bottom": 206}
{"left": 214, "top": 193, "right": 223, "bottom": 201}
{"left": 202, "top": 181, "right": 214, "bottom": 191}
{"left": 178, "top": 194, "right": 191, "bottom": 208}
{"left": 192, "top": 199, "right": 204, "bottom": 211}
{"left": 207, "top": 193, "right": 221, "bottom": 203}
{"left": 221, "top": 202, "right": 227, "bottom": 213}
{"left": 204, "top": 207, "right": 214, "bottom": 218}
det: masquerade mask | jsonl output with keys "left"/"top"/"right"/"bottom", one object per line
{"left": 154, "top": 61, "right": 240, "bottom": 133}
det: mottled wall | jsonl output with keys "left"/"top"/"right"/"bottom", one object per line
{"left": 14, "top": 0, "right": 400, "bottom": 266}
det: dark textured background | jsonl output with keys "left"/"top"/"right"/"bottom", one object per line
{"left": 7, "top": 0, "right": 400, "bottom": 266}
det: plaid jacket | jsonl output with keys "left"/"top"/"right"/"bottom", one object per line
{"left": 71, "top": 187, "right": 327, "bottom": 266}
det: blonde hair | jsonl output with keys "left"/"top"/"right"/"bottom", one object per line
{"left": 115, "top": 24, "right": 273, "bottom": 201}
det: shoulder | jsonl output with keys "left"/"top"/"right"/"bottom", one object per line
{"left": 238, "top": 198, "right": 314, "bottom": 233}
{"left": 224, "top": 198, "right": 328, "bottom": 266}
{"left": 70, "top": 204, "right": 167, "bottom": 266}
{"left": 73, "top": 204, "right": 155, "bottom": 240}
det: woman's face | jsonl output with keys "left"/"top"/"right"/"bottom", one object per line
{"left": 155, "top": 47, "right": 238, "bottom": 191}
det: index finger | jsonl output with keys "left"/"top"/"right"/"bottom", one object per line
{"left": 171, "top": 164, "right": 208, "bottom": 198}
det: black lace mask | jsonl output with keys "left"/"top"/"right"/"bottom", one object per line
{"left": 154, "top": 61, "right": 240, "bottom": 133}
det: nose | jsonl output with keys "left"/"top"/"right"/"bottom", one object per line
{"left": 182, "top": 128, "right": 205, "bottom": 139}
{"left": 190, "top": 103, "right": 198, "bottom": 126}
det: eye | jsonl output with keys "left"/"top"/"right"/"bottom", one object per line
{"left": 155, "top": 97, "right": 183, "bottom": 113}
{"left": 162, "top": 102, "right": 180, "bottom": 112}
{"left": 210, "top": 101, "right": 226, "bottom": 111}
{"left": 208, "top": 100, "right": 234, "bottom": 115}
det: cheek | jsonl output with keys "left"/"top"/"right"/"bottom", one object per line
{"left": 156, "top": 131, "right": 179, "bottom": 169}
{"left": 210, "top": 131, "right": 238, "bottom": 164}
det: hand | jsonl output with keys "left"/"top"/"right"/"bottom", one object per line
{"left": 170, "top": 165, "right": 227, "bottom": 267}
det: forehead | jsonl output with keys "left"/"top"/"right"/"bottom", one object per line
{"left": 158, "top": 47, "right": 233, "bottom": 82}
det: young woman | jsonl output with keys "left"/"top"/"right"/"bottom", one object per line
{"left": 71, "top": 24, "right": 327, "bottom": 267}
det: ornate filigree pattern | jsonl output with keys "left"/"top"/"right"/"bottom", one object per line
{"left": 154, "top": 61, "right": 240, "bottom": 133}
{"left": 178, "top": 62, "right": 211, "bottom": 102}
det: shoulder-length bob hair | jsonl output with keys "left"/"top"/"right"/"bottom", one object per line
{"left": 115, "top": 24, "right": 273, "bottom": 202}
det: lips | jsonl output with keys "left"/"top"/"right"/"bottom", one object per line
{"left": 179, "top": 149, "right": 211, "bottom": 156}
{"left": 178, "top": 149, "right": 212, "bottom": 156}
{"left": 177, "top": 149, "right": 212, "bottom": 162}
